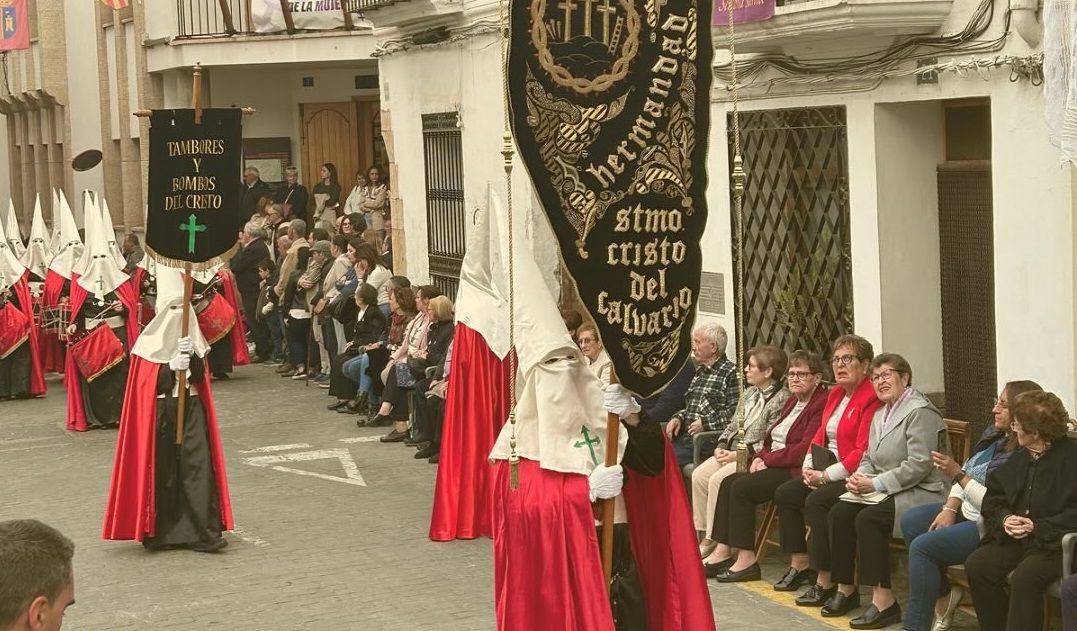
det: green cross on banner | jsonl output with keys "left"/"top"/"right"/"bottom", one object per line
{"left": 573, "top": 426, "right": 600, "bottom": 465}
{"left": 179, "top": 214, "right": 207, "bottom": 254}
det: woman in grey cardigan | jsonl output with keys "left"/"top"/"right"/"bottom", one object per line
{"left": 821, "top": 353, "right": 950, "bottom": 628}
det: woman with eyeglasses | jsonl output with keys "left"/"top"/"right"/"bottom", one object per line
{"left": 703, "top": 350, "right": 827, "bottom": 582}
{"left": 576, "top": 323, "right": 611, "bottom": 386}
{"left": 965, "top": 391, "right": 1077, "bottom": 631}
{"left": 771, "top": 335, "right": 883, "bottom": 602}
{"left": 899, "top": 380, "right": 1042, "bottom": 631}
{"left": 823, "top": 353, "right": 950, "bottom": 628}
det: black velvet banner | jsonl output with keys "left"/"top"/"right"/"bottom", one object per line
{"left": 146, "top": 109, "right": 243, "bottom": 267}
{"left": 508, "top": 0, "right": 712, "bottom": 396}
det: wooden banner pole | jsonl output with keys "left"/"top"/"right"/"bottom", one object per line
{"left": 601, "top": 367, "right": 620, "bottom": 591}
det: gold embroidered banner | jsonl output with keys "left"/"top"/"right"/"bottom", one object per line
{"left": 508, "top": 0, "right": 712, "bottom": 396}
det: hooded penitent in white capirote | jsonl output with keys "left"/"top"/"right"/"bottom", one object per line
{"left": 48, "top": 190, "right": 84, "bottom": 280}
{"left": 20, "top": 195, "right": 53, "bottom": 280}
{"left": 74, "top": 191, "right": 128, "bottom": 302}
{"left": 131, "top": 264, "right": 210, "bottom": 364}
{"left": 484, "top": 188, "right": 626, "bottom": 476}
{"left": 3, "top": 200, "right": 25, "bottom": 259}
{"left": 0, "top": 212, "right": 27, "bottom": 293}
{"left": 97, "top": 196, "right": 127, "bottom": 270}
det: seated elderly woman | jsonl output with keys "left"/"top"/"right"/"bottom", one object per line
{"left": 965, "top": 391, "right": 1077, "bottom": 631}
{"left": 704, "top": 350, "right": 828, "bottom": 582}
{"left": 576, "top": 323, "right": 611, "bottom": 385}
{"left": 326, "top": 283, "right": 387, "bottom": 414}
{"left": 696, "top": 345, "right": 790, "bottom": 562}
{"left": 773, "top": 334, "right": 882, "bottom": 603}
{"left": 899, "top": 380, "right": 1042, "bottom": 631}
{"left": 402, "top": 295, "right": 455, "bottom": 447}
{"left": 823, "top": 353, "right": 949, "bottom": 629}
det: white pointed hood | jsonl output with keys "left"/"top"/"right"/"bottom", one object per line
{"left": 132, "top": 265, "right": 210, "bottom": 363}
{"left": 4, "top": 200, "right": 26, "bottom": 259}
{"left": 47, "top": 190, "right": 84, "bottom": 279}
{"left": 0, "top": 214, "right": 27, "bottom": 292}
{"left": 97, "top": 197, "right": 126, "bottom": 269}
{"left": 487, "top": 189, "right": 626, "bottom": 475}
{"left": 19, "top": 195, "right": 52, "bottom": 280}
{"left": 74, "top": 192, "right": 128, "bottom": 300}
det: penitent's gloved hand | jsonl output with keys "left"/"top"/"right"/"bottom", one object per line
{"left": 588, "top": 463, "right": 624, "bottom": 503}
{"left": 602, "top": 384, "right": 641, "bottom": 420}
{"left": 177, "top": 336, "right": 193, "bottom": 355}
{"left": 168, "top": 354, "right": 190, "bottom": 373}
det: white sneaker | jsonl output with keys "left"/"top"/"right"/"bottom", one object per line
{"left": 932, "top": 585, "right": 964, "bottom": 631}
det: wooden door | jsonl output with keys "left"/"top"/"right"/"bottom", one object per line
{"left": 301, "top": 102, "right": 361, "bottom": 204}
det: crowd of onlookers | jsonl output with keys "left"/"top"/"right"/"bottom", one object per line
{"left": 229, "top": 162, "right": 452, "bottom": 463}
{"left": 566, "top": 317, "right": 1077, "bottom": 631}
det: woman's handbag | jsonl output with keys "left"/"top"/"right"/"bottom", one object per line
{"left": 394, "top": 361, "right": 417, "bottom": 389}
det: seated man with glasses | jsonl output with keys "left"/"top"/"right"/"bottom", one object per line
{"left": 664, "top": 322, "right": 740, "bottom": 468}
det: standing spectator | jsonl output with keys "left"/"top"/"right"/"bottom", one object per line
{"left": 240, "top": 167, "right": 269, "bottom": 223}
{"left": 383, "top": 217, "right": 394, "bottom": 270}
{"left": 560, "top": 308, "right": 583, "bottom": 343}
{"left": 343, "top": 169, "right": 369, "bottom": 216}
{"left": 362, "top": 165, "right": 389, "bottom": 238}
{"left": 256, "top": 259, "right": 283, "bottom": 365}
{"left": 312, "top": 163, "right": 342, "bottom": 224}
{"left": 265, "top": 204, "right": 284, "bottom": 240}
{"left": 121, "top": 233, "right": 144, "bottom": 274}
{"left": 230, "top": 225, "right": 272, "bottom": 362}
{"left": 664, "top": 322, "right": 740, "bottom": 468}
{"left": 965, "top": 391, "right": 1077, "bottom": 631}
{"left": 246, "top": 196, "right": 274, "bottom": 232}
{"left": 320, "top": 234, "right": 354, "bottom": 360}
{"left": 0, "top": 519, "right": 76, "bottom": 630}
{"left": 293, "top": 240, "right": 331, "bottom": 380}
{"left": 276, "top": 166, "right": 309, "bottom": 222}
{"left": 639, "top": 360, "right": 694, "bottom": 426}
{"left": 274, "top": 220, "right": 310, "bottom": 376}
{"left": 340, "top": 213, "right": 366, "bottom": 238}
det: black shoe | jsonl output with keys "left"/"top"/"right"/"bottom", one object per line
{"left": 715, "top": 563, "right": 761, "bottom": 583}
{"left": 774, "top": 567, "right": 818, "bottom": 592}
{"left": 371, "top": 414, "right": 392, "bottom": 427}
{"left": 821, "top": 591, "right": 860, "bottom": 617}
{"left": 796, "top": 584, "right": 837, "bottom": 607}
{"left": 415, "top": 444, "right": 438, "bottom": 459}
{"left": 703, "top": 557, "right": 735, "bottom": 578}
{"left": 327, "top": 400, "right": 349, "bottom": 411}
{"left": 428, "top": 453, "right": 440, "bottom": 464}
{"left": 212, "top": 373, "right": 230, "bottom": 381}
{"left": 380, "top": 429, "right": 410, "bottom": 443}
{"left": 190, "top": 538, "right": 229, "bottom": 553}
{"left": 250, "top": 355, "right": 266, "bottom": 364}
{"left": 849, "top": 602, "right": 901, "bottom": 629}
{"left": 404, "top": 434, "right": 428, "bottom": 446}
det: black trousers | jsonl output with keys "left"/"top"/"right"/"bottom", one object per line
{"left": 828, "top": 497, "right": 896, "bottom": 587}
{"left": 965, "top": 539, "right": 1062, "bottom": 631}
{"left": 241, "top": 292, "right": 269, "bottom": 358}
{"left": 774, "top": 478, "right": 846, "bottom": 568}
{"left": 1061, "top": 574, "right": 1077, "bottom": 631}
{"left": 381, "top": 366, "right": 411, "bottom": 421}
{"left": 712, "top": 468, "right": 791, "bottom": 548}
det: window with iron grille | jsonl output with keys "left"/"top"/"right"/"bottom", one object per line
{"left": 728, "top": 106, "right": 854, "bottom": 364}
{"left": 421, "top": 112, "right": 465, "bottom": 300}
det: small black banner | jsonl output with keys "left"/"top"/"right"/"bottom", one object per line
{"left": 508, "top": 0, "right": 712, "bottom": 396}
{"left": 146, "top": 108, "right": 243, "bottom": 266}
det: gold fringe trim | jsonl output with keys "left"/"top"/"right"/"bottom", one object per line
{"left": 83, "top": 352, "right": 124, "bottom": 383}
{"left": 144, "top": 241, "right": 240, "bottom": 272}
{"left": 0, "top": 333, "right": 29, "bottom": 359}
{"left": 202, "top": 317, "right": 236, "bottom": 345}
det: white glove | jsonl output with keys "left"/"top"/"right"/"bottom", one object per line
{"left": 261, "top": 303, "right": 273, "bottom": 315}
{"left": 588, "top": 464, "right": 623, "bottom": 502}
{"left": 168, "top": 354, "right": 190, "bottom": 372}
{"left": 603, "top": 384, "right": 641, "bottom": 419}
{"left": 177, "top": 337, "right": 193, "bottom": 355}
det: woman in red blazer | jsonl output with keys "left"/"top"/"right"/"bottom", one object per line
{"left": 705, "top": 350, "right": 830, "bottom": 582}
{"left": 771, "top": 335, "right": 883, "bottom": 601}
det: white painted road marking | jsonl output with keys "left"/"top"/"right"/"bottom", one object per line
{"left": 239, "top": 443, "right": 312, "bottom": 453}
{"left": 338, "top": 436, "right": 382, "bottom": 443}
{"left": 231, "top": 524, "right": 270, "bottom": 547}
{"left": 242, "top": 447, "right": 367, "bottom": 486}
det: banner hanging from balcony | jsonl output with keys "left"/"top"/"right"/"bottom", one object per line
{"left": 251, "top": 0, "right": 372, "bottom": 33}
{"left": 507, "top": 0, "right": 712, "bottom": 397}
{"left": 145, "top": 109, "right": 243, "bottom": 269}
{"left": 712, "top": 0, "right": 774, "bottom": 26}
{"left": 0, "top": 0, "right": 30, "bottom": 52}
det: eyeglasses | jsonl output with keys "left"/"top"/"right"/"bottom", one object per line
{"left": 787, "top": 371, "right": 816, "bottom": 381}
{"left": 578, "top": 338, "right": 597, "bottom": 345}
{"left": 831, "top": 354, "right": 859, "bottom": 366}
{"left": 871, "top": 369, "right": 899, "bottom": 382}
{"left": 993, "top": 399, "right": 1009, "bottom": 409}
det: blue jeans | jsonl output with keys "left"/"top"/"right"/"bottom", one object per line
{"left": 342, "top": 353, "right": 371, "bottom": 394}
{"left": 266, "top": 310, "right": 286, "bottom": 360}
{"left": 900, "top": 502, "right": 981, "bottom": 631}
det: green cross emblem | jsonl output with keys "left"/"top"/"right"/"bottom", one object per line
{"left": 573, "top": 426, "right": 601, "bottom": 465}
{"left": 179, "top": 214, "right": 207, "bottom": 254}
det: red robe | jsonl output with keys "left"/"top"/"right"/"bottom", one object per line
{"left": 41, "top": 270, "right": 68, "bottom": 373}
{"left": 217, "top": 272, "right": 250, "bottom": 366}
{"left": 128, "top": 267, "right": 156, "bottom": 329}
{"left": 491, "top": 439, "right": 715, "bottom": 631}
{"left": 64, "top": 277, "right": 140, "bottom": 431}
{"left": 10, "top": 273, "right": 46, "bottom": 396}
{"left": 429, "top": 323, "right": 511, "bottom": 541}
{"left": 102, "top": 355, "right": 234, "bottom": 541}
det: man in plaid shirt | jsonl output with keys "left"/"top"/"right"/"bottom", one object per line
{"left": 665, "top": 322, "right": 740, "bottom": 467}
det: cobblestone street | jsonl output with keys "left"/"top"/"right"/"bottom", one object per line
{"left": 1, "top": 366, "right": 974, "bottom": 630}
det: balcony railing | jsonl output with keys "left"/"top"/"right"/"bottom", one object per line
{"left": 175, "top": 0, "right": 378, "bottom": 39}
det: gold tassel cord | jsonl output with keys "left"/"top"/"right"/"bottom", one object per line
{"left": 725, "top": 1, "right": 750, "bottom": 474}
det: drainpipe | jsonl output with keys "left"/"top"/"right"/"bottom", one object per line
{"left": 1011, "top": 0, "right": 1042, "bottom": 48}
